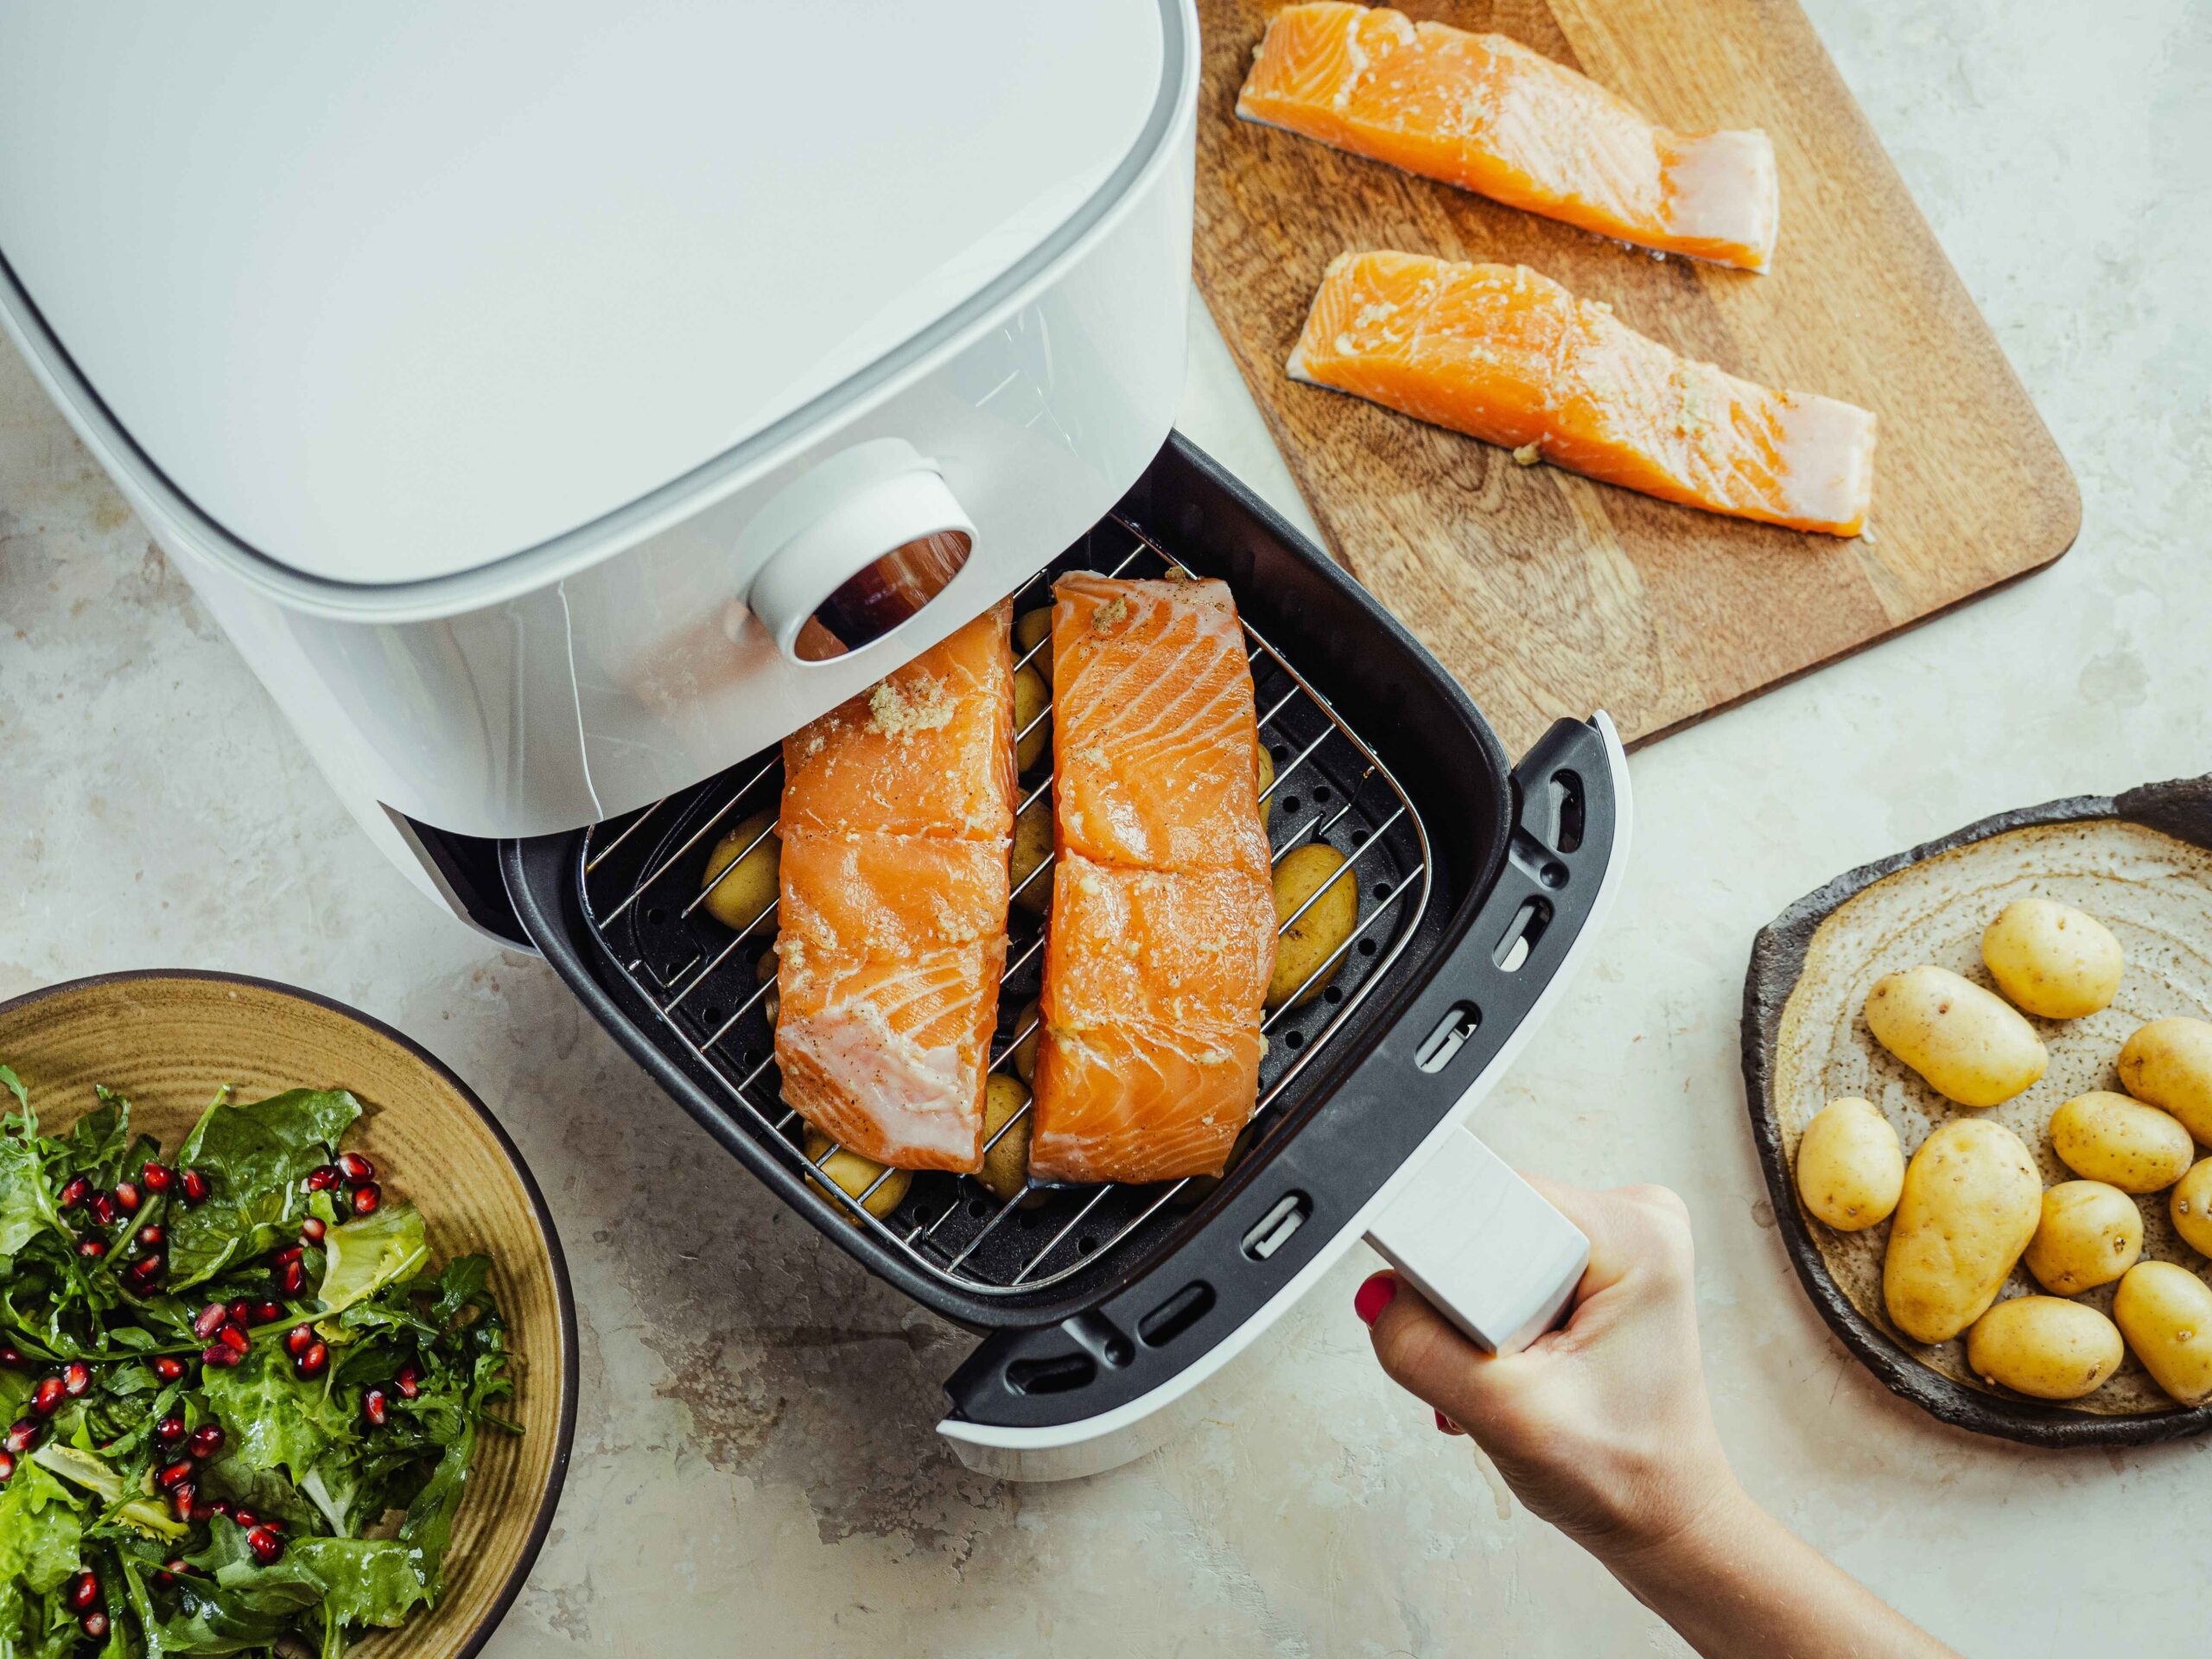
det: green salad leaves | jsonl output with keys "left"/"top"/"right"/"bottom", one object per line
{"left": 0, "top": 1065, "right": 517, "bottom": 1656}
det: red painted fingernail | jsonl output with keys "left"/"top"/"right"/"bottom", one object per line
{"left": 1353, "top": 1272, "right": 1397, "bottom": 1327}
{"left": 1434, "top": 1409, "right": 1460, "bottom": 1434}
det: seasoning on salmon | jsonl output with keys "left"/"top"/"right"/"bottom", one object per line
{"left": 1237, "top": 3, "right": 1780, "bottom": 273}
{"left": 1289, "top": 251, "right": 1877, "bottom": 536}
{"left": 1029, "top": 576, "right": 1278, "bottom": 1185}
{"left": 774, "top": 605, "right": 1015, "bottom": 1173}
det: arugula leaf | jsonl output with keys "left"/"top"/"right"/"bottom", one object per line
{"left": 0, "top": 1125, "right": 63, "bottom": 1270}
{"left": 165, "top": 1090, "right": 360, "bottom": 1287}
{"left": 0, "top": 1067, "right": 26, "bottom": 1115}
{"left": 200, "top": 1343, "right": 353, "bottom": 1484}
{"left": 0, "top": 1457, "right": 82, "bottom": 1599}
{"left": 314, "top": 1202, "right": 429, "bottom": 1317}
{"left": 55, "top": 1090, "right": 130, "bottom": 1186}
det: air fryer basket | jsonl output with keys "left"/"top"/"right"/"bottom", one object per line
{"left": 503, "top": 435, "right": 1613, "bottom": 1376}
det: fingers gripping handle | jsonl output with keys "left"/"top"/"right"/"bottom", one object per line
{"left": 1363, "top": 1124, "right": 1588, "bottom": 1355}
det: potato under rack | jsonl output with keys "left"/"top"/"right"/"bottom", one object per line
{"left": 575, "top": 514, "right": 1432, "bottom": 1298}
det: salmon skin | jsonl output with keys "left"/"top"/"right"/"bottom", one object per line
{"left": 1289, "top": 251, "right": 1877, "bottom": 536}
{"left": 1030, "top": 575, "right": 1278, "bottom": 1185}
{"left": 1238, "top": 3, "right": 1779, "bottom": 273}
{"left": 774, "top": 605, "right": 1014, "bottom": 1173}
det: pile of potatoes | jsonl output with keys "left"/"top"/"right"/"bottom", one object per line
{"left": 1797, "top": 896, "right": 2212, "bottom": 1409}
{"left": 690, "top": 601, "right": 1367, "bottom": 1214}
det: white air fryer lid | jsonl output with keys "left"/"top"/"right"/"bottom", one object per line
{"left": 0, "top": 3, "right": 1167, "bottom": 588}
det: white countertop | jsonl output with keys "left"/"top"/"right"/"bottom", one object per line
{"left": 2, "top": 2, "right": 2207, "bottom": 1651}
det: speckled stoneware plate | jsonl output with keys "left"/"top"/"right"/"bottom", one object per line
{"left": 0, "top": 970, "right": 576, "bottom": 1655}
{"left": 1743, "top": 775, "right": 2212, "bottom": 1446}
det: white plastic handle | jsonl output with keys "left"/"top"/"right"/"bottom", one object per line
{"left": 1363, "top": 1122, "right": 1589, "bottom": 1355}
{"left": 742, "top": 440, "right": 975, "bottom": 664}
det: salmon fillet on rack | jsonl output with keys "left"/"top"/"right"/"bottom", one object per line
{"left": 1029, "top": 575, "right": 1278, "bottom": 1185}
{"left": 774, "top": 604, "right": 1015, "bottom": 1173}
{"left": 1238, "top": 2, "right": 1780, "bottom": 272}
{"left": 1290, "top": 251, "right": 1877, "bottom": 535}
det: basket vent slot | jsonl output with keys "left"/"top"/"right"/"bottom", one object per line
{"left": 1415, "top": 1002, "right": 1481, "bottom": 1074}
{"left": 1242, "top": 1192, "right": 1311, "bottom": 1262}
{"left": 1138, "top": 1281, "right": 1216, "bottom": 1348}
{"left": 1007, "top": 1352, "right": 1096, "bottom": 1395}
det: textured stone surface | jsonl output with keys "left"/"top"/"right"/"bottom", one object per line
{"left": 2, "top": 3, "right": 2208, "bottom": 1652}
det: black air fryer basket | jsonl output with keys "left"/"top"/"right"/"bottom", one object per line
{"left": 501, "top": 434, "right": 1618, "bottom": 1428}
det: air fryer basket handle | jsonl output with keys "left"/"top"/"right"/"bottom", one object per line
{"left": 941, "top": 715, "right": 1629, "bottom": 1437}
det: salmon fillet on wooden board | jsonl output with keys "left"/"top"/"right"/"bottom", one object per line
{"left": 1289, "top": 250, "right": 1876, "bottom": 536}
{"left": 1030, "top": 576, "right": 1278, "bottom": 1185}
{"left": 774, "top": 604, "right": 1015, "bottom": 1173}
{"left": 1237, "top": 3, "right": 1779, "bottom": 272}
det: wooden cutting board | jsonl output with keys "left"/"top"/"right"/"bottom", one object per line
{"left": 1193, "top": 0, "right": 2079, "bottom": 753}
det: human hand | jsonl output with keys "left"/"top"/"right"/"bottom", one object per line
{"left": 1355, "top": 1176, "right": 1742, "bottom": 1564}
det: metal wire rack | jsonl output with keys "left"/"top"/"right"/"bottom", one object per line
{"left": 575, "top": 512, "right": 1433, "bottom": 1297}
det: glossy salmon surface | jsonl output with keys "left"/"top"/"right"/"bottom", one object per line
{"left": 1290, "top": 251, "right": 1877, "bottom": 536}
{"left": 774, "top": 605, "right": 1014, "bottom": 1172}
{"left": 1030, "top": 577, "right": 1278, "bottom": 1185}
{"left": 1238, "top": 3, "right": 1779, "bottom": 272}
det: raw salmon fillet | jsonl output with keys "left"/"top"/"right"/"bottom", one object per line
{"left": 1238, "top": 3, "right": 1779, "bottom": 273}
{"left": 774, "top": 605, "right": 1014, "bottom": 1173}
{"left": 1289, "top": 251, "right": 1877, "bottom": 536}
{"left": 1030, "top": 576, "right": 1278, "bottom": 1185}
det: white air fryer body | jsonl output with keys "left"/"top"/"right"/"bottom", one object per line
{"left": 0, "top": 2, "right": 1198, "bottom": 912}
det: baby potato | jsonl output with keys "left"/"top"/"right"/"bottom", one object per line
{"left": 2112, "top": 1260, "right": 2212, "bottom": 1406}
{"left": 1882, "top": 1118, "right": 2041, "bottom": 1344}
{"left": 1794, "top": 1097, "right": 1904, "bottom": 1231}
{"left": 2023, "top": 1180, "right": 2143, "bottom": 1294}
{"left": 979, "top": 1074, "right": 1039, "bottom": 1206}
{"left": 1010, "top": 998, "right": 1042, "bottom": 1085}
{"left": 1966, "top": 1296, "right": 2125, "bottom": 1401}
{"left": 1865, "top": 964, "right": 2048, "bottom": 1108}
{"left": 1980, "top": 898, "right": 2123, "bottom": 1019}
{"left": 1014, "top": 606, "right": 1053, "bottom": 683}
{"left": 2169, "top": 1158, "right": 2212, "bottom": 1256}
{"left": 1011, "top": 791, "right": 1054, "bottom": 916}
{"left": 1268, "top": 843, "right": 1358, "bottom": 1008}
{"left": 757, "top": 950, "right": 779, "bottom": 1027}
{"left": 802, "top": 1128, "right": 910, "bottom": 1221}
{"left": 2050, "top": 1090, "right": 2194, "bottom": 1193}
{"left": 1255, "top": 744, "right": 1275, "bottom": 828}
{"left": 1013, "top": 663, "right": 1052, "bottom": 772}
{"left": 700, "top": 809, "right": 781, "bottom": 931}
{"left": 2118, "top": 1017, "right": 2212, "bottom": 1144}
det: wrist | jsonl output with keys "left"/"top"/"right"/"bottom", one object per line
{"left": 1595, "top": 1471, "right": 1762, "bottom": 1593}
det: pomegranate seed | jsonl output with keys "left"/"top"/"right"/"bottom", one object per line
{"left": 125, "top": 1253, "right": 165, "bottom": 1287}
{"left": 336, "top": 1152, "right": 375, "bottom": 1184}
{"left": 362, "top": 1388, "right": 388, "bottom": 1427}
{"left": 113, "top": 1181, "right": 140, "bottom": 1212}
{"left": 29, "top": 1376, "right": 63, "bottom": 1415}
{"left": 58, "top": 1176, "right": 89, "bottom": 1210}
{"left": 200, "top": 1344, "right": 243, "bottom": 1370}
{"left": 194, "top": 1302, "right": 231, "bottom": 1339}
{"left": 61, "top": 1362, "right": 90, "bottom": 1398}
{"left": 0, "top": 1348, "right": 20, "bottom": 1368}
{"left": 156, "top": 1414, "right": 185, "bottom": 1444}
{"left": 156, "top": 1459, "right": 194, "bottom": 1491}
{"left": 142, "top": 1160, "right": 174, "bottom": 1192}
{"left": 88, "top": 1192, "right": 118, "bottom": 1228}
{"left": 0, "top": 1452, "right": 12, "bottom": 1482}
{"left": 232, "top": 1509, "right": 258, "bottom": 1531}
{"left": 245, "top": 1523, "right": 284, "bottom": 1565}
{"left": 296, "top": 1341, "right": 327, "bottom": 1379}
{"left": 179, "top": 1167, "right": 210, "bottom": 1205}
{"left": 188, "top": 1423, "right": 224, "bottom": 1459}
{"left": 76, "top": 1236, "right": 106, "bottom": 1260}
{"left": 228, "top": 1299, "right": 253, "bottom": 1327}
{"left": 153, "top": 1356, "right": 188, "bottom": 1382}
{"left": 81, "top": 1612, "right": 109, "bottom": 1640}
{"left": 272, "top": 1244, "right": 303, "bottom": 1268}
{"left": 67, "top": 1571, "right": 99, "bottom": 1611}
{"left": 277, "top": 1259, "right": 307, "bottom": 1296}
{"left": 304, "top": 1165, "right": 342, "bottom": 1193}
{"left": 283, "top": 1324, "right": 315, "bottom": 1357}
{"left": 205, "top": 1497, "right": 232, "bottom": 1520}
{"left": 299, "top": 1216, "right": 327, "bottom": 1244}
{"left": 350, "top": 1182, "right": 382, "bottom": 1217}
{"left": 3, "top": 1421, "right": 39, "bottom": 1455}
{"left": 215, "top": 1324, "right": 249, "bottom": 1357}
{"left": 137, "top": 1224, "right": 164, "bottom": 1248}
{"left": 396, "top": 1363, "right": 420, "bottom": 1400}
{"left": 251, "top": 1300, "right": 283, "bottom": 1325}
{"left": 151, "top": 1563, "right": 176, "bottom": 1590}
{"left": 170, "top": 1480, "right": 197, "bottom": 1519}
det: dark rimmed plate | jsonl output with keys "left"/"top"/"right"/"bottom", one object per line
{"left": 1743, "top": 774, "right": 2212, "bottom": 1446}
